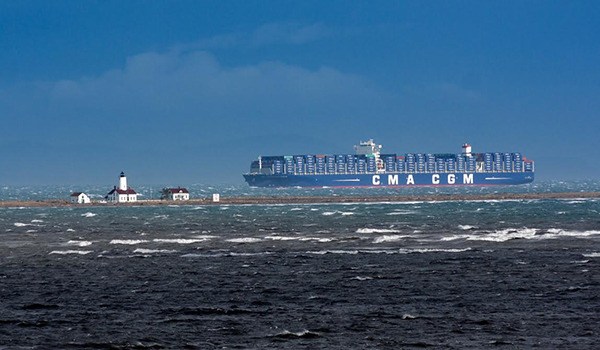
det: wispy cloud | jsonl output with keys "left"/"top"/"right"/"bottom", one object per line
{"left": 250, "top": 22, "right": 330, "bottom": 46}
{"left": 1, "top": 47, "right": 390, "bottom": 141}
{"left": 174, "top": 22, "right": 332, "bottom": 52}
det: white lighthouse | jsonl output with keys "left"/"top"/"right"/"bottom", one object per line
{"left": 119, "top": 171, "right": 127, "bottom": 191}
{"left": 105, "top": 171, "right": 138, "bottom": 203}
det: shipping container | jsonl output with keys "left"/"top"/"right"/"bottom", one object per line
{"left": 466, "top": 158, "right": 476, "bottom": 172}
{"left": 284, "top": 156, "right": 294, "bottom": 174}
{"left": 513, "top": 152, "right": 522, "bottom": 161}
{"left": 446, "top": 159, "right": 456, "bottom": 172}
{"left": 273, "top": 160, "right": 283, "bottom": 174}
{"left": 316, "top": 155, "right": 326, "bottom": 174}
{"left": 346, "top": 156, "right": 356, "bottom": 172}
{"left": 396, "top": 160, "right": 405, "bottom": 172}
{"left": 436, "top": 159, "right": 445, "bottom": 172}
{"left": 367, "top": 157, "right": 376, "bottom": 173}
{"left": 357, "top": 159, "right": 367, "bottom": 173}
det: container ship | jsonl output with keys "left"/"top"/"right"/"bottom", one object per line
{"left": 243, "top": 140, "right": 534, "bottom": 188}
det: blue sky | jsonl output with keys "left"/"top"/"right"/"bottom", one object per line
{"left": 1, "top": 1, "right": 599, "bottom": 185}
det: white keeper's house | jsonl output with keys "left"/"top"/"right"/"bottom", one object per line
{"left": 105, "top": 172, "right": 138, "bottom": 203}
{"left": 162, "top": 187, "right": 190, "bottom": 201}
{"left": 70, "top": 192, "right": 91, "bottom": 204}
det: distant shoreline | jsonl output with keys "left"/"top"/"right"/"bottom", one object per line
{"left": 1, "top": 192, "right": 599, "bottom": 208}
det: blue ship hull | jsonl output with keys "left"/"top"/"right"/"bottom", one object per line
{"left": 243, "top": 172, "right": 534, "bottom": 188}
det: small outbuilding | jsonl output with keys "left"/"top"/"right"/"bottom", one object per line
{"left": 70, "top": 192, "right": 91, "bottom": 204}
{"left": 162, "top": 187, "right": 190, "bottom": 201}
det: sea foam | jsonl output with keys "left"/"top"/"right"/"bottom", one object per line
{"left": 153, "top": 238, "right": 208, "bottom": 244}
{"left": 356, "top": 228, "right": 400, "bottom": 234}
{"left": 373, "top": 235, "right": 409, "bottom": 243}
{"left": 50, "top": 250, "right": 93, "bottom": 255}
{"left": 226, "top": 237, "right": 263, "bottom": 243}
{"left": 109, "top": 239, "right": 148, "bottom": 245}
{"left": 133, "top": 248, "right": 177, "bottom": 254}
{"left": 66, "top": 240, "right": 93, "bottom": 247}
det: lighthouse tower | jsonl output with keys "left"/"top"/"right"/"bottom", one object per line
{"left": 119, "top": 171, "right": 127, "bottom": 191}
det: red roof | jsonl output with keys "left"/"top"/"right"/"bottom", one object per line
{"left": 107, "top": 188, "right": 137, "bottom": 195}
{"left": 165, "top": 187, "right": 189, "bottom": 194}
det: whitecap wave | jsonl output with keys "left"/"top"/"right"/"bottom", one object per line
{"left": 458, "top": 225, "right": 477, "bottom": 230}
{"left": 545, "top": 229, "right": 600, "bottom": 238}
{"left": 387, "top": 210, "right": 419, "bottom": 215}
{"left": 109, "top": 239, "right": 148, "bottom": 245}
{"left": 14, "top": 222, "right": 30, "bottom": 227}
{"left": 351, "top": 276, "right": 373, "bottom": 281}
{"left": 133, "top": 248, "right": 177, "bottom": 254}
{"left": 402, "top": 248, "right": 472, "bottom": 254}
{"left": 81, "top": 212, "right": 96, "bottom": 217}
{"left": 50, "top": 250, "right": 93, "bottom": 255}
{"left": 306, "top": 248, "right": 471, "bottom": 255}
{"left": 226, "top": 237, "right": 263, "bottom": 243}
{"left": 583, "top": 252, "right": 600, "bottom": 258}
{"left": 441, "top": 228, "right": 538, "bottom": 242}
{"left": 267, "top": 235, "right": 336, "bottom": 242}
{"left": 153, "top": 238, "right": 208, "bottom": 244}
{"left": 307, "top": 250, "right": 359, "bottom": 255}
{"left": 356, "top": 228, "right": 400, "bottom": 234}
{"left": 299, "top": 237, "right": 336, "bottom": 243}
{"left": 373, "top": 235, "right": 409, "bottom": 243}
{"left": 66, "top": 240, "right": 93, "bottom": 247}
{"left": 228, "top": 251, "right": 273, "bottom": 256}
{"left": 266, "top": 236, "right": 298, "bottom": 241}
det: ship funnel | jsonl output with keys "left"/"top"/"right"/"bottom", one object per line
{"left": 462, "top": 143, "right": 472, "bottom": 157}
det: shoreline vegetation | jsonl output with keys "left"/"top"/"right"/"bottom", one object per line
{"left": 1, "top": 192, "right": 599, "bottom": 208}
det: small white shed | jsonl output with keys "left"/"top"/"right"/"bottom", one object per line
{"left": 70, "top": 192, "right": 91, "bottom": 204}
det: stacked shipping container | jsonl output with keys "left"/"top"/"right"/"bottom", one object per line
{"left": 265, "top": 151, "right": 532, "bottom": 175}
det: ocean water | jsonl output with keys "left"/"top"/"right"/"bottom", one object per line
{"left": 1, "top": 181, "right": 600, "bottom": 348}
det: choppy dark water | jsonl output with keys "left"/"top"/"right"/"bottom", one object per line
{"left": 1, "top": 193, "right": 600, "bottom": 348}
